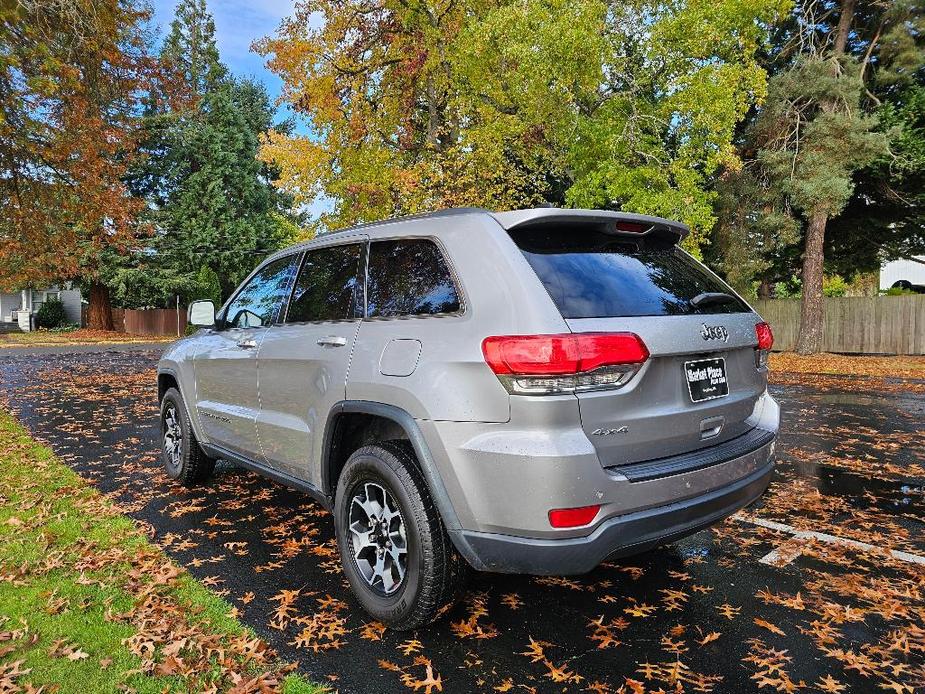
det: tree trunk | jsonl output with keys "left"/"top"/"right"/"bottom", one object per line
{"left": 86, "top": 282, "right": 114, "bottom": 331}
{"left": 833, "top": 0, "right": 856, "bottom": 56}
{"left": 758, "top": 278, "right": 773, "bottom": 300}
{"left": 795, "top": 208, "right": 828, "bottom": 354}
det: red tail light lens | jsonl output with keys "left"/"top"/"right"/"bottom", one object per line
{"left": 755, "top": 322, "right": 774, "bottom": 351}
{"left": 549, "top": 505, "right": 601, "bottom": 528}
{"left": 482, "top": 333, "right": 649, "bottom": 395}
{"left": 482, "top": 333, "right": 648, "bottom": 375}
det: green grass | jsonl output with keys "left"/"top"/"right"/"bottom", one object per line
{"left": 0, "top": 409, "right": 321, "bottom": 693}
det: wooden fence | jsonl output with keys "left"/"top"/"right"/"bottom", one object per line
{"left": 109, "top": 307, "right": 187, "bottom": 337}
{"left": 753, "top": 296, "right": 925, "bottom": 355}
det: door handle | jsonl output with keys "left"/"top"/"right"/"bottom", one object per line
{"left": 317, "top": 335, "right": 348, "bottom": 347}
{"left": 238, "top": 339, "right": 258, "bottom": 349}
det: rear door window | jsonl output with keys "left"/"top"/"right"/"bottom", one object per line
{"left": 366, "top": 239, "right": 460, "bottom": 318}
{"left": 510, "top": 226, "right": 749, "bottom": 318}
{"left": 286, "top": 243, "right": 363, "bottom": 323}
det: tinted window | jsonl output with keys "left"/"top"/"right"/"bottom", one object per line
{"left": 223, "top": 255, "right": 298, "bottom": 329}
{"left": 366, "top": 239, "right": 460, "bottom": 317}
{"left": 286, "top": 244, "right": 362, "bottom": 322}
{"left": 511, "top": 227, "right": 749, "bottom": 318}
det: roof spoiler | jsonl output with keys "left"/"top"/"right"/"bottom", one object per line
{"left": 490, "top": 208, "right": 689, "bottom": 245}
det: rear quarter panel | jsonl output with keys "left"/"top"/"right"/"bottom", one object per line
{"left": 346, "top": 214, "right": 569, "bottom": 423}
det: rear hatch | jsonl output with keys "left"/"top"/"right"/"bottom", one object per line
{"left": 507, "top": 217, "right": 766, "bottom": 468}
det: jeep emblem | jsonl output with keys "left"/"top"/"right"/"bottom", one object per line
{"left": 700, "top": 324, "right": 729, "bottom": 342}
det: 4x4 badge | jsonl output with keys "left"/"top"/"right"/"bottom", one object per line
{"left": 700, "top": 324, "right": 729, "bottom": 342}
{"left": 592, "top": 426, "right": 629, "bottom": 436}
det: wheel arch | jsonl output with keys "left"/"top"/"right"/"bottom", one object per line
{"left": 157, "top": 370, "right": 179, "bottom": 403}
{"left": 157, "top": 367, "right": 209, "bottom": 444}
{"left": 322, "top": 401, "right": 483, "bottom": 568}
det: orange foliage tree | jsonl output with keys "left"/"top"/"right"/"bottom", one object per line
{"left": 0, "top": 0, "right": 155, "bottom": 329}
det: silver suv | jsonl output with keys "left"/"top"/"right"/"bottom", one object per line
{"left": 157, "top": 208, "right": 778, "bottom": 629}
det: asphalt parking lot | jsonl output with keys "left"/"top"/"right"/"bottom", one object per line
{"left": 1, "top": 346, "right": 923, "bottom": 693}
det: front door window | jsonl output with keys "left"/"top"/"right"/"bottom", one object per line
{"left": 222, "top": 255, "right": 299, "bottom": 329}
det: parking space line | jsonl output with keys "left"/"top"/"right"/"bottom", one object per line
{"left": 732, "top": 514, "right": 925, "bottom": 567}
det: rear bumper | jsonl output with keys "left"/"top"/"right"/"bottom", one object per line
{"left": 451, "top": 446, "right": 774, "bottom": 575}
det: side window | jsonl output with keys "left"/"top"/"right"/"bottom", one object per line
{"left": 286, "top": 243, "right": 363, "bottom": 323}
{"left": 223, "top": 255, "right": 298, "bottom": 329}
{"left": 366, "top": 239, "right": 460, "bottom": 318}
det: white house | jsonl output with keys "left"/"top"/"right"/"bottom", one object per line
{"left": 0, "top": 286, "right": 83, "bottom": 331}
{"left": 880, "top": 257, "right": 925, "bottom": 292}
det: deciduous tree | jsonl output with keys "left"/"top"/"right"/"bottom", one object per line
{"left": 0, "top": 0, "right": 154, "bottom": 329}
{"left": 256, "top": 0, "right": 789, "bottom": 249}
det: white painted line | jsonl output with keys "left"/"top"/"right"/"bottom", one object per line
{"left": 732, "top": 513, "right": 925, "bottom": 567}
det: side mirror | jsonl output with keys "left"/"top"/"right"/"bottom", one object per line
{"left": 188, "top": 300, "right": 216, "bottom": 328}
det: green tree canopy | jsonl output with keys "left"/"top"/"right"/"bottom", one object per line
{"left": 256, "top": 0, "right": 790, "bottom": 250}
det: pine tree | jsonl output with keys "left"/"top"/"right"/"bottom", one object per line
{"left": 160, "top": 0, "right": 225, "bottom": 98}
{"left": 116, "top": 0, "right": 295, "bottom": 307}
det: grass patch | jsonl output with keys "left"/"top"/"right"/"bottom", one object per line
{"left": 0, "top": 409, "right": 322, "bottom": 693}
{"left": 0, "top": 329, "right": 174, "bottom": 348}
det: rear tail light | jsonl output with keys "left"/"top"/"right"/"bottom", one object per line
{"left": 482, "top": 332, "right": 649, "bottom": 395}
{"left": 756, "top": 322, "right": 773, "bottom": 351}
{"left": 755, "top": 321, "right": 773, "bottom": 369}
{"left": 549, "top": 504, "right": 600, "bottom": 528}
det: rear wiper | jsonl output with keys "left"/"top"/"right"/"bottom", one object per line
{"left": 690, "top": 292, "right": 737, "bottom": 309}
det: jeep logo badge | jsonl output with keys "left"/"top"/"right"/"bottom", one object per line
{"left": 700, "top": 324, "right": 729, "bottom": 342}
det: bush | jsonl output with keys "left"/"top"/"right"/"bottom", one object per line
{"left": 882, "top": 286, "right": 917, "bottom": 296}
{"left": 35, "top": 298, "right": 68, "bottom": 329}
{"left": 822, "top": 275, "right": 849, "bottom": 297}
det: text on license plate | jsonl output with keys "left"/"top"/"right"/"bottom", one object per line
{"left": 684, "top": 358, "right": 729, "bottom": 402}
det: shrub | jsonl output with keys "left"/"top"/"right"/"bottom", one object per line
{"left": 822, "top": 275, "right": 849, "bottom": 297}
{"left": 882, "top": 286, "right": 917, "bottom": 296}
{"left": 35, "top": 298, "right": 68, "bottom": 329}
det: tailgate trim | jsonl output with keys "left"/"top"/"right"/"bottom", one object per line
{"left": 608, "top": 426, "right": 775, "bottom": 482}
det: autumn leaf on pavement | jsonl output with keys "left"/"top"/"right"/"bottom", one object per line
{"left": 754, "top": 618, "right": 786, "bottom": 636}
{"left": 520, "top": 637, "right": 549, "bottom": 663}
{"left": 400, "top": 656, "right": 443, "bottom": 693}
{"left": 399, "top": 639, "right": 424, "bottom": 656}
{"left": 814, "top": 675, "right": 847, "bottom": 693}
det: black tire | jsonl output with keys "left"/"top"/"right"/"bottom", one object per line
{"left": 334, "top": 441, "right": 468, "bottom": 630}
{"left": 159, "top": 387, "right": 215, "bottom": 486}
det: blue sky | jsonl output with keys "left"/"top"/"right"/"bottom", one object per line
{"left": 149, "top": 0, "right": 292, "bottom": 110}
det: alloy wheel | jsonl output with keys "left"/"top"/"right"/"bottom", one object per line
{"left": 163, "top": 403, "right": 183, "bottom": 473}
{"left": 348, "top": 481, "right": 408, "bottom": 595}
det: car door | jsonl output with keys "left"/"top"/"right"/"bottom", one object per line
{"left": 255, "top": 239, "right": 366, "bottom": 483}
{"left": 192, "top": 254, "right": 299, "bottom": 459}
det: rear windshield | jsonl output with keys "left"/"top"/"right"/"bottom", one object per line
{"left": 510, "top": 226, "right": 750, "bottom": 318}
